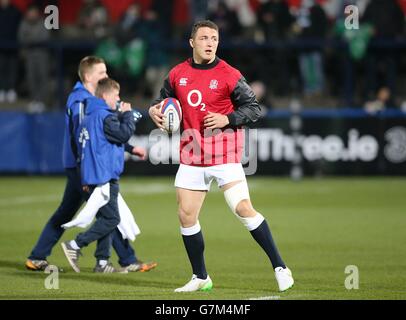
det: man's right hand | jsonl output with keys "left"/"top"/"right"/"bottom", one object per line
{"left": 149, "top": 103, "right": 165, "bottom": 130}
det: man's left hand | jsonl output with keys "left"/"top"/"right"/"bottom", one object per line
{"left": 203, "top": 112, "right": 229, "bottom": 129}
{"left": 131, "top": 146, "right": 146, "bottom": 160}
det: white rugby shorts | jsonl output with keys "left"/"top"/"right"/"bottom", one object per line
{"left": 174, "top": 163, "right": 246, "bottom": 191}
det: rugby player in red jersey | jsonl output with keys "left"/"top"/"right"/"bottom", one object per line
{"left": 149, "top": 20, "right": 294, "bottom": 292}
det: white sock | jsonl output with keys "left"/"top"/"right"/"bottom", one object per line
{"left": 69, "top": 240, "right": 80, "bottom": 250}
{"left": 180, "top": 221, "right": 201, "bottom": 236}
{"left": 98, "top": 260, "right": 108, "bottom": 267}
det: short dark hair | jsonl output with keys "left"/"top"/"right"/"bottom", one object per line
{"left": 190, "top": 20, "right": 219, "bottom": 39}
{"left": 78, "top": 56, "right": 105, "bottom": 82}
{"left": 95, "top": 78, "right": 120, "bottom": 98}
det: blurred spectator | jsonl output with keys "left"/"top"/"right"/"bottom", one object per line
{"left": 364, "top": 86, "right": 391, "bottom": 114}
{"left": 18, "top": 4, "right": 51, "bottom": 112}
{"left": 224, "top": 0, "right": 257, "bottom": 38}
{"left": 258, "top": 0, "right": 295, "bottom": 41}
{"left": 293, "top": 0, "right": 328, "bottom": 98}
{"left": 257, "top": 0, "right": 295, "bottom": 97}
{"left": 115, "top": 3, "right": 143, "bottom": 46}
{"left": 333, "top": 1, "right": 374, "bottom": 107}
{"left": 113, "top": 3, "right": 171, "bottom": 99}
{"left": 172, "top": 0, "right": 190, "bottom": 39}
{"left": 362, "top": 0, "right": 404, "bottom": 108}
{"left": 150, "top": 0, "right": 174, "bottom": 40}
{"left": 250, "top": 80, "right": 270, "bottom": 115}
{"left": 363, "top": 0, "right": 404, "bottom": 38}
{"left": 189, "top": 0, "right": 208, "bottom": 23}
{"left": 140, "top": 9, "right": 170, "bottom": 99}
{"left": 97, "top": 3, "right": 147, "bottom": 95}
{"left": 250, "top": 80, "right": 273, "bottom": 127}
{"left": 207, "top": 0, "right": 242, "bottom": 40}
{"left": 0, "top": 0, "right": 21, "bottom": 103}
{"left": 77, "top": 0, "right": 110, "bottom": 39}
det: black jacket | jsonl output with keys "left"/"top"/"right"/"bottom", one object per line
{"left": 103, "top": 111, "right": 135, "bottom": 153}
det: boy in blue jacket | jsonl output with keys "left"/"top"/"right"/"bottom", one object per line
{"left": 61, "top": 78, "right": 136, "bottom": 272}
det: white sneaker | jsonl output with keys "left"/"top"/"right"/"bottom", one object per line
{"left": 275, "top": 267, "right": 294, "bottom": 292}
{"left": 174, "top": 274, "right": 213, "bottom": 292}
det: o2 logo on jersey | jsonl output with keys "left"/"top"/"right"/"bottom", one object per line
{"left": 187, "top": 89, "right": 206, "bottom": 111}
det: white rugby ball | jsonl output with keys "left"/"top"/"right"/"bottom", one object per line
{"left": 160, "top": 97, "right": 182, "bottom": 133}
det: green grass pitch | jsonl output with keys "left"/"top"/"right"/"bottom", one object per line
{"left": 0, "top": 176, "right": 405, "bottom": 300}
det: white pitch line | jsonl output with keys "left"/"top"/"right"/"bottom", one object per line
{"left": 0, "top": 183, "right": 173, "bottom": 209}
{"left": 248, "top": 296, "right": 281, "bottom": 300}
{"left": 0, "top": 194, "right": 60, "bottom": 207}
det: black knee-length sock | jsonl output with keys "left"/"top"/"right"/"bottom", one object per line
{"left": 182, "top": 231, "right": 208, "bottom": 279}
{"left": 250, "top": 220, "right": 286, "bottom": 269}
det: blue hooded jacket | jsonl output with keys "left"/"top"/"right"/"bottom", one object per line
{"left": 79, "top": 97, "right": 125, "bottom": 185}
{"left": 62, "top": 82, "right": 93, "bottom": 168}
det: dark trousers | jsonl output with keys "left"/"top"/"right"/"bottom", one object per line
{"left": 29, "top": 169, "right": 137, "bottom": 265}
{"left": 76, "top": 180, "right": 121, "bottom": 260}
